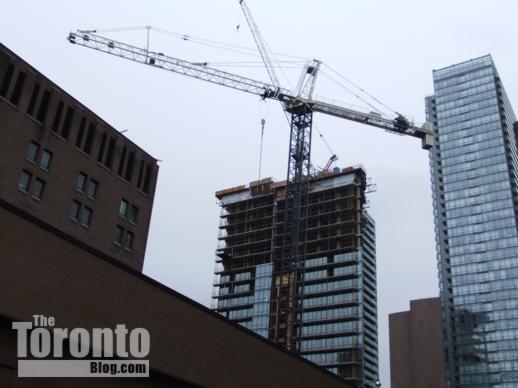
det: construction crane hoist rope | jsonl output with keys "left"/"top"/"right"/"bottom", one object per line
{"left": 67, "top": 0, "right": 433, "bottom": 354}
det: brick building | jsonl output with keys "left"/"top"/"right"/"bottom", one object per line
{"left": 389, "top": 297, "right": 446, "bottom": 388}
{"left": 0, "top": 42, "right": 158, "bottom": 271}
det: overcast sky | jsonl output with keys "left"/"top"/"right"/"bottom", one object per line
{"left": 2, "top": 1, "right": 518, "bottom": 385}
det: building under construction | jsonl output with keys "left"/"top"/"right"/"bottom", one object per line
{"left": 211, "top": 166, "right": 378, "bottom": 386}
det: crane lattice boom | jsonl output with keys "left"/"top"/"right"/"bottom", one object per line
{"left": 68, "top": 31, "right": 433, "bottom": 150}
{"left": 239, "top": 0, "right": 281, "bottom": 89}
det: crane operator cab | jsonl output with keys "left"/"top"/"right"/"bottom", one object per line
{"left": 261, "top": 87, "right": 281, "bottom": 100}
{"left": 393, "top": 113, "right": 410, "bottom": 133}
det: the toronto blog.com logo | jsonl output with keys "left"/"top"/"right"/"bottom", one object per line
{"left": 12, "top": 315, "right": 150, "bottom": 377}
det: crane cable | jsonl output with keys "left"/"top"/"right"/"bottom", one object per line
{"left": 319, "top": 71, "right": 386, "bottom": 116}
{"left": 315, "top": 124, "right": 335, "bottom": 157}
{"left": 84, "top": 26, "right": 309, "bottom": 67}
{"left": 258, "top": 100, "right": 270, "bottom": 181}
{"left": 322, "top": 63, "right": 398, "bottom": 116}
{"left": 258, "top": 117, "right": 266, "bottom": 181}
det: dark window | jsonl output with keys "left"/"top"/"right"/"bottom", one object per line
{"left": 76, "top": 172, "right": 87, "bottom": 191}
{"left": 52, "top": 101, "right": 64, "bottom": 133}
{"left": 40, "top": 150, "right": 53, "bottom": 170}
{"left": 26, "top": 141, "right": 39, "bottom": 162}
{"left": 105, "top": 137, "right": 116, "bottom": 169}
{"left": 75, "top": 117, "right": 86, "bottom": 148}
{"left": 36, "top": 89, "right": 51, "bottom": 123}
{"left": 27, "top": 83, "right": 40, "bottom": 116}
{"left": 83, "top": 123, "right": 96, "bottom": 155}
{"left": 129, "top": 205, "right": 138, "bottom": 224}
{"left": 32, "top": 178, "right": 45, "bottom": 199}
{"left": 97, "top": 133, "right": 107, "bottom": 162}
{"left": 61, "top": 107, "right": 74, "bottom": 139}
{"left": 10, "top": 71, "right": 26, "bottom": 106}
{"left": 114, "top": 225, "right": 124, "bottom": 245}
{"left": 0, "top": 63, "right": 14, "bottom": 97}
{"left": 143, "top": 164, "right": 152, "bottom": 194}
{"left": 87, "top": 180, "right": 98, "bottom": 199}
{"left": 125, "top": 231, "right": 134, "bottom": 250}
{"left": 136, "top": 160, "right": 145, "bottom": 189}
{"left": 69, "top": 200, "right": 81, "bottom": 220}
{"left": 124, "top": 151, "right": 135, "bottom": 182}
{"left": 119, "top": 199, "right": 129, "bottom": 218}
{"left": 80, "top": 207, "right": 92, "bottom": 226}
{"left": 18, "top": 170, "right": 32, "bottom": 191}
{"left": 118, "top": 147, "right": 127, "bottom": 176}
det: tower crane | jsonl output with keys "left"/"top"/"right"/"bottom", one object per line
{"left": 68, "top": 2, "right": 433, "bottom": 353}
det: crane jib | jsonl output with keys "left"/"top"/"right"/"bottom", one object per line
{"left": 68, "top": 31, "right": 432, "bottom": 149}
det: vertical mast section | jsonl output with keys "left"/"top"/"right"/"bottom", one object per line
{"left": 273, "top": 104, "right": 312, "bottom": 352}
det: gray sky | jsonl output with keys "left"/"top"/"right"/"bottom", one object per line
{"left": 2, "top": 1, "right": 518, "bottom": 385}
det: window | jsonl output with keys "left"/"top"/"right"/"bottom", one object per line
{"left": 69, "top": 200, "right": 81, "bottom": 220}
{"left": 76, "top": 172, "right": 87, "bottom": 191}
{"left": 36, "top": 89, "right": 51, "bottom": 123}
{"left": 104, "top": 137, "right": 116, "bottom": 169}
{"left": 83, "top": 123, "right": 96, "bottom": 155}
{"left": 75, "top": 117, "right": 86, "bottom": 148}
{"left": 118, "top": 147, "right": 127, "bottom": 176}
{"left": 124, "top": 231, "right": 134, "bottom": 250}
{"left": 26, "top": 141, "right": 40, "bottom": 162}
{"left": 97, "top": 133, "right": 107, "bottom": 162}
{"left": 136, "top": 160, "right": 145, "bottom": 188}
{"left": 124, "top": 151, "right": 135, "bottom": 182}
{"left": 52, "top": 101, "right": 64, "bottom": 133}
{"left": 0, "top": 63, "right": 14, "bottom": 97}
{"left": 119, "top": 199, "right": 138, "bottom": 223}
{"left": 10, "top": 71, "right": 26, "bottom": 106}
{"left": 142, "top": 164, "right": 152, "bottom": 193}
{"left": 76, "top": 174, "right": 98, "bottom": 199}
{"left": 61, "top": 107, "right": 74, "bottom": 140}
{"left": 80, "top": 206, "right": 92, "bottom": 226}
{"left": 128, "top": 205, "right": 138, "bottom": 224}
{"left": 31, "top": 178, "right": 45, "bottom": 200}
{"left": 27, "top": 83, "right": 40, "bottom": 116}
{"left": 18, "top": 170, "right": 32, "bottom": 191}
{"left": 39, "top": 150, "right": 53, "bottom": 170}
{"left": 87, "top": 180, "right": 98, "bottom": 199}
{"left": 0, "top": 64, "right": 22, "bottom": 102}
{"left": 119, "top": 199, "right": 129, "bottom": 218}
{"left": 114, "top": 225, "right": 124, "bottom": 245}
{"left": 136, "top": 162, "right": 153, "bottom": 193}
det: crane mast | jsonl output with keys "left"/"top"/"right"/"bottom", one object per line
{"left": 68, "top": 22, "right": 433, "bottom": 354}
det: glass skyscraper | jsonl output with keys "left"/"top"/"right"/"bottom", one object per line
{"left": 427, "top": 55, "right": 518, "bottom": 387}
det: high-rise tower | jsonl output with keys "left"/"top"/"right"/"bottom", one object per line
{"left": 211, "top": 166, "right": 378, "bottom": 387}
{"left": 427, "top": 55, "right": 518, "bottom": 387}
